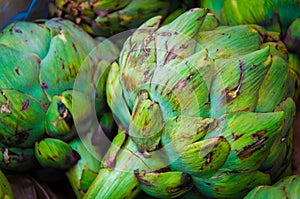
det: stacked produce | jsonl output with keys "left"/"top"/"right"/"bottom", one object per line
{"left": 0, "top": 17, "right": 119, "bottom": 173}
{"left": 49, "top": 0, "right": 199, "bottom": 36}
{"left": 83, "top": 8, "right": 297, "bottom": 198}
{"left": 0, "top": 1, "right": 299, "bottom": 199}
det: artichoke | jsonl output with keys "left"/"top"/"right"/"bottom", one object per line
{"left": 49, "top": 0, "right": 199, "bottom": 36}
{"left": 199, "top": 0, "right": 300, "bottom": 101}
{"left": 199, "top": 0, "right": 300, "bottom": 34}
{"left": 0, "top": 18, "right": 117, "bottom": 171}
{"left": 244, "top": 175, "right": 300, "bottom": 198}
{"left": 82, "top": 8, "right": 297, "bottom": 199}
{"left": 0, "top": 169, "right": 13, "bottom": 199}
{"left": 0, "top": 0, "right": 49, "bottom": 30}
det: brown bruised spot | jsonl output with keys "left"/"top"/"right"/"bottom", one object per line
{"left": 47, "top": 155, "right": 57, "bottom": 162}
{"left": 9, "top": 27, "right": 13, "bottom": 34}
{"left": 62, "top": 63, "right": 65, "bottom": 70}
{"left": 163, "top": 47, "right": 184, "bottom": 65}
{"left": 204, "top": 151, "right": 213, "bottom": 164}
{"left": 226, "top": 60, "right": 245, "bottom": 100}
{"left": 14, "top": 29, "right": 22, "bottom": 33}
{"left": 250, "top": 64, "right": 257, "bottom": 70}
{"left": 106, "top": 159, "right": 116, "bottom": 169}
{"left": 130, "top": 186, "right": 138, "bottom": 194}
{"left": 14, "top": 67, "right": 20, "bottom": 75}
{"left": 37, "top": 144, "right": 42, "bottom": 155}
{"left": 180, "top": 44, "right": 189, "bottom": 49}
{"left": 215, "top": 187, "right": 221, "bottom": 192}
{"left": 159, "top": 79, "right": 170, "bottom": 95}
{"left": 72, "top": 42, "right": 78, "bottom": 53}
{"left": 10, "top": 128, "right": 32, "bottom": 145}
{"left": 21, "top": 99, "right": 30, "bottom": 111}
{"left": 173, "top": 80, "right": 187, "bottom": 90}
{"left": 237, "top": 138, "right": 267, "bottom": 159}
{"left": 251, "top": 130, "right": 267, "bottom": 140}
{"left": 156, "top": 31, "right": 172, "bottom": 37}
{"left": 1, "top": 103, "right": 11, "bottom": 114}
{"left": 41, "top": 82, "right": 49, "bottom": 90}
{"left": 134, "top": 170, "right": 154, "bottom": 188}
{"left": 232, "top": 132, "right": 243, "bottom": 141}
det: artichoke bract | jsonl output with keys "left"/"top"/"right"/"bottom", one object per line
{"left": 0, "top": 18, "right": 117, "bottom": 171}
{"left": 49, "top": 0, "right": 198, "bottom": 37}
{"left": 84, "top": 8, "right": 297, "bottom": 199}
{"left": 244, "top": 175, "right": 300, "bottom": 199}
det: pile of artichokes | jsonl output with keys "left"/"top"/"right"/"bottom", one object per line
{"left": 0, "top": 1, "right": 300, "bottom": 199}
{"left": 84, "top": 8, "right": 297, "bottom": 198}
{"left": 49, "top": 0, "right": 198, "bottom": 36}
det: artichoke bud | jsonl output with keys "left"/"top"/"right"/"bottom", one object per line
{"left": 129, "top": 91, "right": 163, "bottom": 154}
{"left": 220, "top": 0, "right": 281, "bottom": 32}
{"left": 283, "top": 17, "right": 300, "bottom": 54}
{"left": 35, "top": 138, "right": 80, "bottom": 170}
{"left": 135, "top": 170, "right": 193, "bottom": 198}
{"left": 45, "top": 93, "right": 75, "bottom": 141}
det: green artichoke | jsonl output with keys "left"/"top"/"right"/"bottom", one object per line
{"left": 200, "top": 0, "right": 300, "bottom": 34}
{"left": 83, "top": 8, "right": 297, "bottom": 199}
{"left": 199, "top": 0, "right": 300, "bottom": 101}
{"left": 0, "top": 169, "right": 13, "bottom": 199}
{"left": 49, "top": 0, "right": 199, "bottom": 37}
{"left": 0, "top": 18, "right": 117, "bottom": 171}
{"left": 244, "top": 175, "right": 300, "bottom": 199}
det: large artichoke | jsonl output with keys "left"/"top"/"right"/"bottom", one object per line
{"left": 0, "top": 18, "right": 117, "bottom": 171}
{"left": 244, "top": 175, "right": 300, "bottom": 198}
{"left": 49, "top": 0, "right": 199, "bottom": 36}
{"left": 82, "top": 8, "right": 297, "bottom": 199}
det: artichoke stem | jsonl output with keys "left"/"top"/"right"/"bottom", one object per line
{"left": 84, "top": 145, "right": 150, "bottom": 199}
